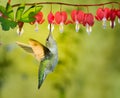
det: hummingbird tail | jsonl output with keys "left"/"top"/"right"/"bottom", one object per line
{"left": 38, "top": 82, "right": 42, "bottom": 89}
{"left": 38, "top": 65, "right": 47, "bottom": 89}
{"left": 38, "top": 74, "right": 45, "bottom": 89}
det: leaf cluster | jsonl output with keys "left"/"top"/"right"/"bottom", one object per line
{"left": 0, "top": 2, "right": 43, "bottom": 31}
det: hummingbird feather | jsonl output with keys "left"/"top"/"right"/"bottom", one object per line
{"left": 29, "top": 38, "right": 51, "bottom": 62}
{"left": 38, "top": 59, "right": 50, "bottom": 89}
{"left": 16, "top": 41, "right": 33, "bottom": 53}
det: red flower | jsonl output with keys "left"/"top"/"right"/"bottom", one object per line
{"left": 17, "top": 21, "right": 24, "bottom": 36}
{"left": 117, "top": 9, "right": 120, "bottom": 23}
{"left": 83, "top": 13, "right": 94, "bottom": 26}
{"left": 109, "top": 9, "right": 117, "bottom": 28}
{"left": 47, "top": 11, "right": 55, "bottom": 32}
{"left": 96, "top": 8, "right": 110, "bottom": 21}
{"left": 30, "top": 12, "right": 44, "bottom": 32}
{"left": 47, "top": 11, "right": 54, "bottom": 24}
{"left": 55, "top": 11, "right": 67, "bottom": 24}
{"left": 55, "top": 11, "right": 71, "bottom": 33}
{"left": 34, "top": 12, "right": 44, "bottom": 24}
{"left": 71, "top": 10, "right": 78, "bottom": 22}
{"left": 95, "top": 8, "right": 110, "bottom": 29}
{"left": 117, "top": 9, "right": 120, "bottom": 18}
{"left": 71, "top": 10, "right": 84, "bottom": 24}
{"left": 83, "top": 13, "right": 94, "bottom": 35}
{"left": 71, "top": 10, "right": 84, "bottom": 32}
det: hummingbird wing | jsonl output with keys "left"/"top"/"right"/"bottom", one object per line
{"left": 29, "top": 38, "right": 51, "bottom": 62}
{"left": 16, "top": 41, "right": 33, "bottom": 53}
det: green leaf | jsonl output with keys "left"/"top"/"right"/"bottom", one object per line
{"left": 10, "top": 21, "right": 17, "bottom": 29}
{"left": 0, "top": 17, "right": 17, "bottom": 31}
{"left": 15, "top": 4, "right": 25, "bottom": 21}
{"left": 5, "top": 2, "right": 14, "bottom": 20}
{"left": 21, "top": 5, "right": 43, "bottom": 23}
{"left": 0, "top": 6, "right": 6, "bottom": 14}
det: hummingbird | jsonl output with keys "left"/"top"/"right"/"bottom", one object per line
{"left": 16, "top": 31, "right": 58, "bottom": 89}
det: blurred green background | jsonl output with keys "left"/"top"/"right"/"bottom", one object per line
{"left": 0, "top": 0, "right": 120, "bottom": 98}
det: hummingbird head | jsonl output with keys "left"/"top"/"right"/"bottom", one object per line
{"left": 46, "top": 32, "right": 56, "bottom": 48}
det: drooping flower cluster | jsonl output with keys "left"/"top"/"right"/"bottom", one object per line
{"left": 29, "top": 7, "right": 120, "bottom": 35}
{"left": 71, "top": 10, "right": 94, "bottom": 35}
{"left": 33, "top": 10, "right": 94, "bottom": 34}
{"left": 96, "top": 7, "right": 120, "bottom": 29}
{"left": 0, "top": 0, "right": 120, "bottom": 36}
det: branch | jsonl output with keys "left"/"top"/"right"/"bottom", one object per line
{"left": 12, "top": 1, "right": 120, "bottom": 7}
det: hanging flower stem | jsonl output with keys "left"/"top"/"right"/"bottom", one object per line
{"left": 12, "top": 1, "right": 120, "bottom": 7}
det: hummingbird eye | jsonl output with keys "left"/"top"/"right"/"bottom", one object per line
{"left": 46, "top": 37, "right": 49, "bottom": 41}
{"left": 46, "top": 38, "right": 48, "bottom": 41}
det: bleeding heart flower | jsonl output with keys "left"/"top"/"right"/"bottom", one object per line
{"left": 17, "top": 21, "right": 24, "bottom": 36}
{"left": 83, "top": 13, "right": 94, "bottom": 35}
{"left": 48, "top": 11, "right": 54, "bottom": 24}
{"left": 71, "top": 10, "right": 84, "bottom": 32}
{"left": 55, "top": 11, "right": 71, "bottom": 33}
{"left": 109, "top": 9, "right": 117, "bottom": 28}
{"left": 31, "top": 12, "right": 45, "bottom": 32}
{"left": 117, "top": 9, "right": 120, "bottom": 23}
{"left": 34, "top": 12, "right": 44, "bottom": 24}
{"left": 95, "top": 8, "right": 110, "bottom": 29}
{"left": 47, "top": 11, "right": 54, "bottom": 32}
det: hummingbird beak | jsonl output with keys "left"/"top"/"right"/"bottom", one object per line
{"left": 46, "top": 30, "right": 53, "bottom": 42}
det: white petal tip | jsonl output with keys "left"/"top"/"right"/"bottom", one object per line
{"left": 110, "top": 21, "right": 116, "bottom": 28}
{"left": 102, "top": 18, "right": 107, "bottom": 29}
{"left": 59, "top": 22, "right": 64, "bottom": 33}
{"left": 75, "top": 23, "right": 80, "bottom": 32}
{"left": 86, "top": 24, "right": 92, "bottom": 35}
{"left": 35, "top": 22, "right": 39, "bottom": 32}
{"left": 35, "top": 28, "right": 39, "bottom": 32}
{"left": 17, "top": 28, "right": 24, "bottom": 36}
{"left": 118, "top": 18, "right": 120, "bottom": 24}
{"left": 48, "top": 24, "right": 54, "bottom": 32}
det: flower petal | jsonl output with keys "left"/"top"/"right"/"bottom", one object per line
{"left": 71, "top": 10, "right": 78, "bottom": 22}
{"left": 95, "top": 8, "right": 110, "bottom": 21}
{"left": 55, "top": 11, "right": 62, "bottom": 24}
{"left": 77, "top": 10, "right": 84, "bottom": 23}
{"left": 117, "top": 9, "right": 120, "bottom": 18}
{"left": 96, "top": 8, "right": 104, "bottom": 20}
{"left": 47, "top": 11, "right": 54, "bottom": 24}
{"left": 55, "top": 11, "right": 67, "bottom": 24}
{"left": 34, "top": 12, "right": 43, "bottom": 23}
{"left": 83, "top": 13, "right": 94, "bottom": 26}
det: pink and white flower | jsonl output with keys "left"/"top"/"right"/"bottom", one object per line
{"left": 55, "top": 11, "right": 71, "bottom": 33}
{"left": 71, "top": 10, "right": 84, "bottom": 32}
{"left": 95, "top": 8, "right": 110, "bottom": 29}
{"left": 83, "top": 13, "right": 94, "bottom": 35}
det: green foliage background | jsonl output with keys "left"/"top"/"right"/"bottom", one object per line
{"left": 0, "top": 0, "right": 120, "bottom": 98}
